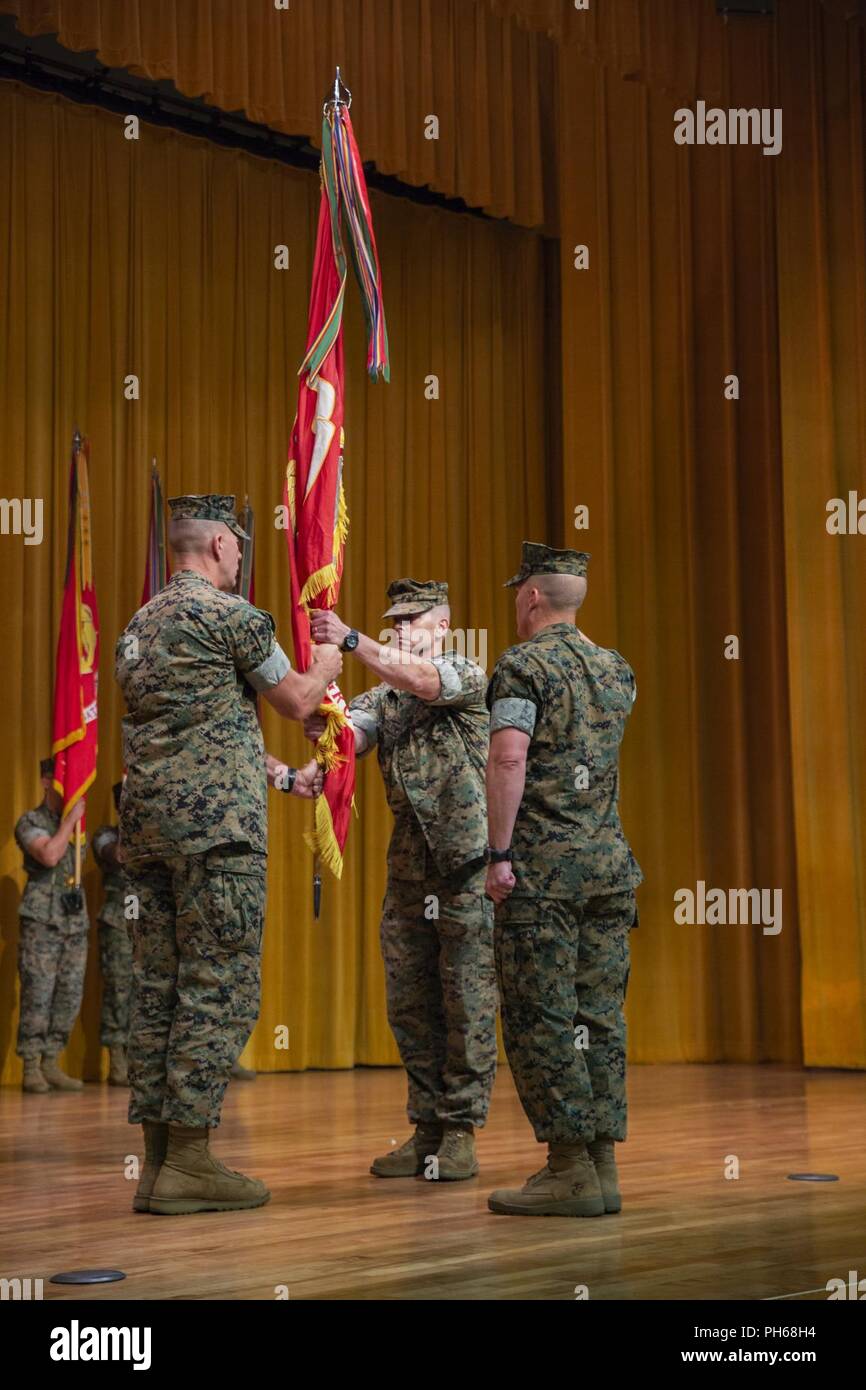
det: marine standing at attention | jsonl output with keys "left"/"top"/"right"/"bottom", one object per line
{"left": 15, "top": 756, "right": 89, "bottom": 1093}
{"left": 484, "top": 544, "right": 642, "bottom": 1218}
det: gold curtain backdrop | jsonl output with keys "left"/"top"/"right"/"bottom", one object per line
{"left": 558, "top": 28, "right": 801, "bottom": 1065}
{"left": 0, "top": 0, "right": 559, "bottom": 229}
{"left": 0, "top": 0, "right": 864, "bottom": 1079}
{"left": 0, "top": 79, "right": 549, "bottom": 1082}
{"left": 555, "top": 0, "right": 866, "bottom": 1067}
{"left": 775, "top": 0, "right": 866, "bottom": 1068}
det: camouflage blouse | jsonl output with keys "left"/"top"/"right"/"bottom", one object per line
{"left": 350, "top": 654, "right": 489, "bottom": 880}
{"left": 115, "top": 570, "right": 290, "bottom": 861}
{"left": 487, "top": 623, "right": 643, "bottom": 898}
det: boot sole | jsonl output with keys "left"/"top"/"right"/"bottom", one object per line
{"left": 369, "top": 1164, "right": 424, "bottom": 1178}
{"left": 132, "top": 1196, "right": 151, "bottom": 1213}
{"left": 603, "top": 1195, "right": 622, "bottom": 1214}
{"left": 427, "top": 1165, "right": 479, "bottom": 1182}
{"left": 488, "top": 1196, "right": 606, "bottom": 1217}
{"left": 149, "top": 1193, "right": 271, "bottom": 1215}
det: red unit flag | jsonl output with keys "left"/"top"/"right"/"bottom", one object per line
{"left": 285, "top": 84, "right": 389, "bottom": 878}
{"left": 51, "top": 435, "right": 100, "bottom": 822}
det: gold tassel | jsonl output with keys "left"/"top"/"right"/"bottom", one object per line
{"left": 314, "top": 702, "right": 350, "bottom": 773}
{"left": 304, "top": 795, "right": 344, "bottom": 879}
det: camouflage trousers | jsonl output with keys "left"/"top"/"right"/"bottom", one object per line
{"left": 495, "top": 889, "right": 636, "bottom": 1143}
{"left": 16, "top": 918, "right": 88, "bottom": 1059}
{"left": 98, "top": 922, "right": 133, "bottom": 1047}
{"left": 381, "top": 861, "right": 497, "bottom": 1128}
{"left": 124, "top": 846, "right": 266, "bottom": 1128}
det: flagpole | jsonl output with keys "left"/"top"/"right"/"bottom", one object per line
{"left": 285, "top": 65, "right": 384, "bottom": 900}
{"left": 71, "top": 427, "right": 84, "bottom": 897}
{"left": 311, "top": 62, "right": 349, "bottom": 923}
{"left": 313, "top": 850, "right": 322, "bottom": 920}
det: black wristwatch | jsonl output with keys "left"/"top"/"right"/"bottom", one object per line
{"left": 484, "top": 846, "right": 513, "bottom": 864}
{"left": 341, "top": 629, "right": 360, "bottom": 653}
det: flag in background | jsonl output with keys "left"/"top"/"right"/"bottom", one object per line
{"left": 285, "top": 93, "right": 389, "bottom": 879}
{"left": 51, "top": 435, "right": 100, "bottom": 820}
{"left": 140, "top": 459, "right": 170, "bottom": 605}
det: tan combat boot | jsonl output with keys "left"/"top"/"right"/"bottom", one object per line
{"left": 22, "top": 1059, "right": 50, "bottom": 1093}
{"left": 41, "top": 1054, "right": 84, "bottom": 1091}
{"left": 434, "top": 1123, "right": 479, "bottom": 1181}
{"left": 108, "top": 1045, "right": 129, "bottom": 1086}
{"left": 370, "top": 1123, "right": 443, "bottom": 1178}
{"left": 588, "top": 1136, "right": 621, "bottom": 1214}
{"left": 229, "top": 1061, "right": 256, "bottom": 1081}
{"left": 488, "top": 1141, "right": 605, "bottom": 1217}
{"left": 133, "top": 1120, "right": 169, "bottom": 1213}
{"left": 149, "top": 1124, "right": 270, "bottom": 1214}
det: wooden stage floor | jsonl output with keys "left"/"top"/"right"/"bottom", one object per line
{"left": 1, "top": 1063, "right": 864, "bottom": 1301}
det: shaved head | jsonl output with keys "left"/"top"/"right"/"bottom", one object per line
{"left": 514, "top": 569, "right": 589, "bottom": 640}
{"left": 533, "top": 573, "right": 587, "bottom": 613}
{"left": 168, "top": 517, "right": 242, "bottom": 592}
{"left": 168, "top": 518, "right": 227, "bottom": 558}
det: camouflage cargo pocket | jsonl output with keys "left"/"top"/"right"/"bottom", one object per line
{"left": 201, "top": 849, "right": 267, "bottom": 953}
{"left": 494, "top": 898, "right": 571, "bottom": 1007}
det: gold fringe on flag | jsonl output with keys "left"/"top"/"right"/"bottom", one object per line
{"left": 304, "top": 792, "right": 354, "bottom": 880}
{"left": 297, "top": 480, "right": 350, "bottom": 611}
{"left": 286, "top": 459, "right": 297, "bottom": 532}
{"left": 312, "top": 701, "right": 349, "bottom": 772}
{"left": 299, "top": 563, "right": 341, "bottom": 610}
{"left": 335, "top": 480, "right": 349, "bottom": 553}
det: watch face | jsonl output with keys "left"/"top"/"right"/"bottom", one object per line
{"left": 344, "top": 631, "right": 359, "bottom": 651}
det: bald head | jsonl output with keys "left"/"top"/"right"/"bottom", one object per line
{"left": 533, "top": 573, "right": 587, "bottom": 614}
{"left": 168, "top": 518, "right": 241, "bottom": 592}
{"left": 514, "top": 570, "right": 588, "bottom": 640}
{"left": 168, "top": 518, "right": 227, "bottom": 558}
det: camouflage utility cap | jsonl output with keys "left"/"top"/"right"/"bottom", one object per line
{"left": 168, "top": 494, "right": 250, "bottom": 542}
{"left": 504, "top": 542, "right": 591, "bottom": 587}
{"left": 383, "top": 578, "right": 449, "bottom": 618}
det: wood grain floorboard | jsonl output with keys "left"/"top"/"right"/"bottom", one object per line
{"left": 1, "top": 1064, "right": 864, "bottom": 1300}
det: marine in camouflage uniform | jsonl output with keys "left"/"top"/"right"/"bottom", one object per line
{"left": 15, "top": 756, "right": 89, "bottom": 1093}
{"left": 115, "top": 493, "right": 340, "bottom": 1215}
{"left": 484, "top": 543, "right": 642, "bottom": 1217}
{"left": 308, "top": 579, "right": 497, "bottom": 1181}
{"left": 92, "top": 781, "right": 132, "bottom": 1084}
